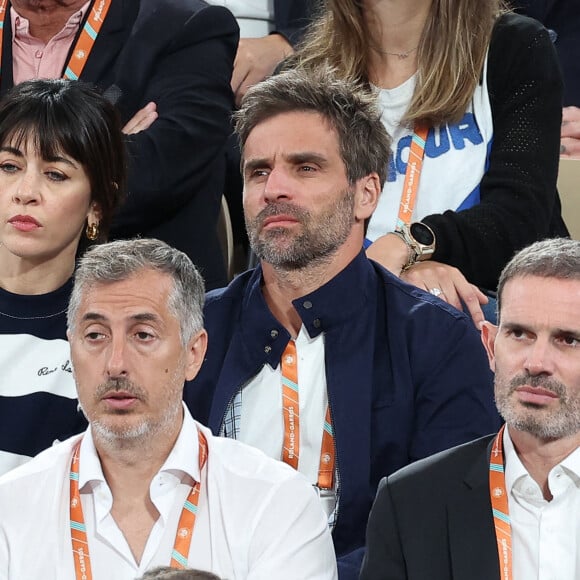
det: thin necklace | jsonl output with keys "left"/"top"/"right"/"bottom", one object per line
{"left": 373, "top": 46, "right": 418, "bottom": 60}
{"left": 0, "top": 307, "right": 68, "bottom": 320}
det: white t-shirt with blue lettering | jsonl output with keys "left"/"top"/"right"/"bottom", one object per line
{"left": 366, "top": 57, "right": 492, "bottom": 242}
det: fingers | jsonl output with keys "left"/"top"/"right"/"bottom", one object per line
{"left": 560, "top": 107, "right": 580, "bottom": 158}
{"left": 460, "top": 284, "right": 488, "bottom": 330}
{"left": 562, "top": 106, "right": 580, "bottom": 127}
{"left": 122, "top": 102, "right": 158, "bottom": 135}
{"left": 402, "top": 261, "right": 488, "bottom": 328}
{"left": 561, "top": 120, "right": 580, "bottom": 138}
{"left": 560, "top": 137, "right": 580, "bottom": 158}
{"left": 231, "top": 36, "right": 294, "bottom": 107}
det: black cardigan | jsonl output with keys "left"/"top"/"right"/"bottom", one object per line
{"left": 423, "top": 13, "right": 567, "bottom": 291}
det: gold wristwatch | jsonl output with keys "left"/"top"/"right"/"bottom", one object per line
{"left": 392, "top": 222, "right": 436, "bottom": 270}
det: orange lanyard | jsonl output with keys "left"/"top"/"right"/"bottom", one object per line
{"left": 489, "top": 424, "right": 512, "bottom": 580}
{"left": 281, "top": 339, "right": 336, "bottom": 490}
{"left": 0, "top": 0, "right": 113, "bottom": 82}
{"left": 0, "top": 0, "right": 9, "bottom": 80}
{"left": 396, "top": 123, "right": 429, "bottom": 231}
{"left": 69, "top": 431, "right": 209, "bottom": 579}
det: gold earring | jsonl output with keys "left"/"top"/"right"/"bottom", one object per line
{"left": 86, "top": 222, "right": 99, "bottom": 241}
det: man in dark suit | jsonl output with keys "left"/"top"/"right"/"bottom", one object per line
{"left": 361, "top": 237, "right": 580, "bottom": 580}
{"left": 1, "top": 0, "right": 238, "bottom": 289}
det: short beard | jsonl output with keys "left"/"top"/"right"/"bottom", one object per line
{"left": 495, "top": 373, "right": 580, "bottom": 440}
{"left": 246, "top": 189, "right": 355, "bottom": 271}
{"left": 83, "top": 377, "right": 182, "bottom": 449}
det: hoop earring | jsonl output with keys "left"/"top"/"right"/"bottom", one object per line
{"left": 86, "top": 222, "right": 99, "bottom": 241}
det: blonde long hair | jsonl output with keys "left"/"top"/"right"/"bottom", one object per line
{"left": 294, "top": 0, "right": 509, "bottom": 125}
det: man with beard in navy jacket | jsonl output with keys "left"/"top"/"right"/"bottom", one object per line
{"left": 184, "top": 68, "right": 501, "bottom": 579}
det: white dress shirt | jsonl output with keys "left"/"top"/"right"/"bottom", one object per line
{"left": 240, "top": 326, "right": 327, "bottom": 484}
{"left": 504, "top": 428, "right": 580, "bottom": 580}
{"left": 0, "top": 406, "right": 337, "bottom": 580}
{"left": 239, "top": 327, "right": 337, "bottom": 519}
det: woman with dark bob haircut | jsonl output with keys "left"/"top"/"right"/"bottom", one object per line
{"left": 0, "top": 78, "right": 126, "bottom": 476}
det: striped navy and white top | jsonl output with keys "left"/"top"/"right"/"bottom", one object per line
{"left": 0, "top": 278, "right": 86, "bottom": 476}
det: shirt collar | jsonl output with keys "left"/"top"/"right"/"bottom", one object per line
{"left": 503, "top": 426, "right": 530, "bottom": 496}
{"left": 559, "top": 444, "right": 580, "bottom": 479}
{"left": 504, "top": 426, "right": 580, "bottom": 496}
{"left": 10, "top": 1, "right": 89, "bottom": 41}
{"left": 78, "top": 404, "right": 201, "bottom": 490}
{"left": 240, "top": 250, "right": 375, "bottom": 368}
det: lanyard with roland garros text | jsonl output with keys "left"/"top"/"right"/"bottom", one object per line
{"left": 69, "top": 431, "right": 209, "bottom": 579}
{"left": 281, "top": 339, "right": 335, "bottom": 490}
{"left": 489, "top": 424, "right": 512, "bottom": 580}
{"left": 0, "top": 0, "right": 113, "bottom": 81}
{"left": 395, "top": 123, "right": 429, "bottom": 231}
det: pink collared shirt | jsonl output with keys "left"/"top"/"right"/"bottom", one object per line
{"left": 10, "top": 1, "right": 89, "bottom": 85}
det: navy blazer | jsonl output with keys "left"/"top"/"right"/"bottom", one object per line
{"left": 361, "top": 435, "right": 500, "bottom": 580}
{"left": 1, "top": 0, "right": 239, "bottom": 289}
{"left": 185, "top": 252, "right": 501, "bottom": 579}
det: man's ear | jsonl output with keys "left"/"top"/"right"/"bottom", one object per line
{"left": 481, "top": 321, "right": 498, "bottom": 372}
{"left": 354, "top": 173, "right": 381, "bottom": 221}
{"left": 184, "top": 329, "right": 208, "bottom": 381}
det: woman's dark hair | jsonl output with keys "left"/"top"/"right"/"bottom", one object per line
{"left": 0, "top": 78, "right": 126, "bottom": 243}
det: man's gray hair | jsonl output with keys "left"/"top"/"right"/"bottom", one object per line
{"left": 234, "top": 67, "right": 391, "bottom": 187}
{"left": 67, "top": 238, "right": 205, "bottom": 344}
{"left": 497, "top": 238, "right": 580, "bottom": 319}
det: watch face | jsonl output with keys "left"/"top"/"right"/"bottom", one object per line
{"left": 410, "top": 222, "right": 435, "bottom": 246}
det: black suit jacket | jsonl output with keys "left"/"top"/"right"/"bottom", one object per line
{"left": 1, "top": 0, "right": 239, "bottom": 289}
{"left": 360, "top": 435, "right": 501, "bottom": 580}
{"left": 274, "top": 0, "right": 312, "bottom": 46}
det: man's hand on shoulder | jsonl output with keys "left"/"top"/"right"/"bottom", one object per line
{"left": 231, "top": 35, "right": 294, "bottom": 107}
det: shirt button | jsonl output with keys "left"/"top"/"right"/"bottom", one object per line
{"left": 264, "top": 345, "right": 272, "bottom": 353}
{"left": 270, "top": 329, "right": 279, "bottom": 338}
{"left": 313, "top": 318, "right": 321, "bottom": 328}
{"left": 35, "top": 50, "right": 43, "bottom": 58}
{"left": 303, "top": 300, "right": 312, "bottom": 309}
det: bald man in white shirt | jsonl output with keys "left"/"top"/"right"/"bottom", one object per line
{"left": 0, "top": 238, "right": 337, "bottom": 580}
{"left": 362, "top": 237, "right": 580, "bottom": 580}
